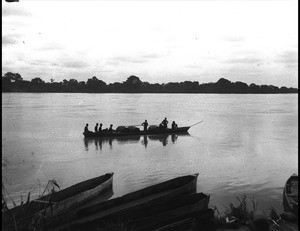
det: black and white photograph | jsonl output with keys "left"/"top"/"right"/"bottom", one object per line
{"left": 2, "top": 0, "right": 298, "bottom": 230}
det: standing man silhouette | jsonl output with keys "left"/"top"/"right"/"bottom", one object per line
{"left": 142, "top": 120, "right": 149, "bottom": 131}
{"left": 162, "top": 117, "right": 168, "bottom": 129}
{"left": 94, "top": 123, "right": 98, "bottom": 132}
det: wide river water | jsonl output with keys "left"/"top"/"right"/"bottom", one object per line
{"left": 2, "top": 93, "right": 298, "bottom": 214}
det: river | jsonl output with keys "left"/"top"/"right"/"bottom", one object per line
{"left": 2, "top": 93, "right": 298, "bottom": 213}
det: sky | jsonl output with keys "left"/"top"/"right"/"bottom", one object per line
{"left": 2, "top": 0, "right": 298, "bottom": 88}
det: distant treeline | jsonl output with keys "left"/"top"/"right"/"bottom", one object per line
{"left": 2, "top": 72, "right": 298, "bottom": 94}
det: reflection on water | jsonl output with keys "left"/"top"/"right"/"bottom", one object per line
{"left": 141, "top": 135, "right": 148, "bottom": 147}
{"left": 83, "top": 133, "right": 190, "bottom": 150}
{"left": 148, "top": 133, "right": 180, "bottom": 146}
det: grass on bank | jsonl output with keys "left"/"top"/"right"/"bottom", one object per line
{"left": 2, "top": 179, "right": 60, "bottom": 231}
{"left": 213, "top": 195, "right": 258, "bottom": 226}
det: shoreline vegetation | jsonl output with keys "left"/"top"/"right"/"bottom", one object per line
{"left": 2, "top": 72, "right": 298, "bottom": 94}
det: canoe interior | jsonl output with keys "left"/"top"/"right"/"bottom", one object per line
{"left": 283, "top": 174, "right": 298, "bottom": 216}
{"left": 83, "top": 126, "right": 191, "bottom": 138}
{"left": 40, "top": 172, "right": 113, "bottom": 202}
{"left": 6, "top": 173, "right": 114, "bottom": 221}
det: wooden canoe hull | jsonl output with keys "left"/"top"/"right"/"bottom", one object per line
{"left": 66, "top": 193, "right": 211, "bottom": 231}
{"left": 134, "top": 208, "right": 215, "bottom": 231}
{"left": 48, "top": 173, "right": 199, "bottom": 229}
{"left": 130, "top": 204, "right": 214, "bottom": 231}
{"left": 153, "top": 214, "right": 216, "bottom": 231}
{"left": 43, "top": 173, "right": 114, "bottom": 217}
{"left": 113, "top": 192, "right": 209, "bottom": 222}
{"left": 283, "top": 174, "right": 298, "bottom": 217}
{"left": 83, "top": 126, "right": 191, "bottom": 138}
{"left": 3, "top": 172, "right": 114, "bottom": 227}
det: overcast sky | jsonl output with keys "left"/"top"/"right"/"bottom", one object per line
{"left": 2, "top": 0, "right": 298, "bottom": 87}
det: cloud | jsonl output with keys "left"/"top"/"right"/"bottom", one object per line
{"left": 35, "top": 42, "right": 64, "bottom": 51}
{"left": 140, "top": 53, "right": 161, "bottom": 59}
{"left": 223, "top": 36, "right": 246, "bottom": 43}
{"left": 275, "top": 50, "right": 298, "bottom": 65}
{"left": 26, "top": 59, "right": 59, "bottom": 67}
{"left": 61, "top": 60, "right": 89, "bottom": 69}
{"left": 107, "top": 56, "right": 149, "bottom": 65}
{"left": 185, "top": 65, "right": 203, "bottom": 69}
{"left": 224, "top": 57, "right": 262, "bottom": 64}
{"left": 2, "top": 33, "right": 22, "bottom": 46}
{"left": 2, "top": 6, "right": 31, "bottom": 17}
{"left": 107, "top": 52, "right": 163, "bottom": 66}
{"left": 2, "top": 35, "right": 16, "bottom": 46}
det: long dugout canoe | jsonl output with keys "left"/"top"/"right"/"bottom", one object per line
{"left": 3, "top": 172, "right": 114, "bottom": 230}
{"left": 83, "top": 126, "right": 191, "bottom": 138}
{"left": 64, "top": 192, "right": 211, "bottom": 231}
{"left": 48, "top": 173, "right": 199, "bottom": 230}
{"left": 283, "top": 173, "right": 298, "bottom": 217}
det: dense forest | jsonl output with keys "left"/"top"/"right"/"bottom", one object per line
{"left": 2, "top": 72, "right": 298, "bottom": 93}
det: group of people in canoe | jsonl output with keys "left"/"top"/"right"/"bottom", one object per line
{"left": 84, "top": 117, "right": 179, "bottom": 134}
{"left": 143, "top": 118, "right": 178, "bottom": 131}
{"left": 84, "top": 123, "right": 114, "bottom": 134}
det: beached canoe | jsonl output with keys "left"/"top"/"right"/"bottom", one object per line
{"left": 3, "top": 172, "right": 114, "bottom": 229}
{"left": 152, "top": 214, "right": 216, "bottom": 231}
{"left": 65, "top": 193, "right": 212, "bottom": 231}
{"left": 135, "top": 208, "right": 215, "bottom": 231}
{"left": 47, "top": 173, "right": 199, "bottom": 230}
{"left": 83, "top": 126, "right": 191, "bottom": 138}
{"left": 154, "top": 217, "right": 201, "bottom": 231}
{"left": 154, "top": 217, "right": 196, "bottom": 231}
{"left": 283, "top": 173, "right": 298, "bottom": 217}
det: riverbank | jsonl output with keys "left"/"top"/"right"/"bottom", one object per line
{"left": 3, "top": 180, "right": 298, "bottom": 231}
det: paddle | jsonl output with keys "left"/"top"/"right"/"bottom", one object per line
{"left": 190, "top": 120, "right": 203, "bottom": 127}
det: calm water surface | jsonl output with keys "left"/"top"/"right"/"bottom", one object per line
{"left": 2, "top": 93, "right": 298, "bottom": 213}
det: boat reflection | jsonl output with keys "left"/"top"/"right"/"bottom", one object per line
{"left": 83, "top": 132, "right": 190, "bottom": 150}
